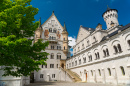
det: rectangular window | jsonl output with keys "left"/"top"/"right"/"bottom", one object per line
{"left": 40, "top": 74, "right": 43, "bottom": 78}
{"left": 52, "top": 74, "right": 55, "bottom": 78}
{"left": 50, "top": 64, "right": 54, "bottom": 68}
{"left": 57, "top": 64, "right": 58, "bottom": 68}
{"left": 45, "top": 64, "right": 47, "bottom": 68}
{"left": 41, "top": 65, "right": 43, "bottom": 68}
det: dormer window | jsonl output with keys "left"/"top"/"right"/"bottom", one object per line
{"left": 87, "top": 40, "right": 89, "bottom": 46}
{"left": 93, "top": 36, "right": 96, "bottom": 42}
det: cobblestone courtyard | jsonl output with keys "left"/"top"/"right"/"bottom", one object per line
{"left": 25, "top": 81, "right": 125, "bottom": 86}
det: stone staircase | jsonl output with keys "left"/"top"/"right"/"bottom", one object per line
{"left": 64, "top": 69, "right": 82, "bottom": 82}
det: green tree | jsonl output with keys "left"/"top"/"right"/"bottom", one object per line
{"left": 0, "top": 0, "right": 49, "bottom": 77}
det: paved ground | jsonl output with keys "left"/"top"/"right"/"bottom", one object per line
{"left": 25, "top": 81, "right": 125, "bottom": 86}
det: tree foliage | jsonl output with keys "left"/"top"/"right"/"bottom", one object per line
{"left": 0, "top": 0, "right": 49, "bottom": 77}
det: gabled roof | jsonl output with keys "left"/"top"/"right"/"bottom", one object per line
{"left": 76, "top": 25, "right": 95, "bottom": 43}
{"left": 41, "top": 11, "right": 64, "bottom": 30}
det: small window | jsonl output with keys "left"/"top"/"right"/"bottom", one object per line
{"left": 75, "top": 61, "right": 77, "bottom": 66}
{"left": 108, "top": 68, "right": 111, "bottom": 76}
{"left": 95, "top": 53, "right": 97, "bottom": 60}
{"left": 91, "top": 70, "right": 93, "bottom": 76}
{"left": 97, "top": 52, "right": 100, "bottom": 59}
{"left": 113, "top": 46, "right": 118, "bottom": 53}
{"left": 64, "top": 38, "right": 65, "bottom": 41}
{"left": 50, "top": 64, "right": 54, "bottom": 68}
{"left": 120, "top": 66, "right": 125, "bottom": 76}
{"left": 50, "top": 53, "right": 54, "bottom": 59}
{"left": 93, "top": 36, "right": 96, "bottom": 42}
{"left": 87, "top": 40, "right": 89, "bottom": 45}
{"left": 52, "top": 74, "right": 55, "bottom": 78}
{"left": 40, "top": 74, "right": 43, "bottom": 78}
{"left": 106, "top": 48, "right": 109, "bottom": 56}
{"left": 83, "top": 58, "right": 86, "bottom": 63}
{"left": 98, "top": 69, "right": 101, "bottom": 76}
{"left": 41, "top": 65, "right": 43, "bottom": 68}
{"left": 45, "top": 64, "right": 47, "bottom": 68}
{"left": 117, "top": 44, "right": 122, "bottom": 52}
{"left": 79, "top": 59, "right": 81, "bottom": 65}
{"left": 57, "top": 64, "right": 58, "bottom": 68}
{"left": 127, "top": 40, "right": 130, "bottom": 46}
{"left": 72, "top": 62, "right": 74, "bottom": 66}
{"left": 64, "top": 46, "right": 65, "bottom": 50}
{"left": 103, "top": 50, "right": 106, "bottom": 57}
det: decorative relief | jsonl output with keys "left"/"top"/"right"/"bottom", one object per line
{"left": 57, "top": 31, "right": 61, "bottom": 39}
{"left": 44, "top": 30, "right": 49, "bottom": 38}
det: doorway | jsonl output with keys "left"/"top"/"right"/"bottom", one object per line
{"left": 86, "top": 73, "right": 87, "bottom": 81}
{"left": 30, "top": 73, "right": 34, "bottom": 83}
{"left": 61, "top": 63, "right": 64, "bottom": 69}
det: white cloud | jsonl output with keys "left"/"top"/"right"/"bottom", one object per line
{"left": 68, "top": 36, "right": 76, "bottom": 47}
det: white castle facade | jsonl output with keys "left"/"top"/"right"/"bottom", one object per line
{"left": 66, "top": 7, "right": 130, "bottom": 85}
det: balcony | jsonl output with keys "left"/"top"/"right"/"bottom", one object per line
{"left": 48, "top": 39, "right": 58, "bottom": 44}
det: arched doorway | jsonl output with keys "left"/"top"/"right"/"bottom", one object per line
{"left": 61, "top": 63, "right": 64, "bottom": 69}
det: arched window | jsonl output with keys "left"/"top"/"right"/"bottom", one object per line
{"left": 83, "top": 58, "right": 86, "bottom": 63}
{"left": 64, "top": 38, "right": 65, "bottom": 41}
{"left": 107, "top": 68, "right": 111, "bottom": 76}
{"left": 120, "top": 66, "right": 125, "bottom": 76}
{"left": 97, "top": 52, "right": 100, "bottom": 59}
{"left": 64, "top": 46, "right": 65, "bottom": 50}
{"left": 113, "top": 46, "right": 118, "bottom": 53}
{"left": 79, "top": 59, "right": 81, "bottom": 65}
{"left": 127, "top": 40, "right": 130, "bottom": 46}
{"left": 50, "top": 53, "right": 54, "bottom": 59}
{"left": 57, "top": 53, "right": 61, "bottom": 59}
{"left": 75, "top": 61, "right": 77, "bottom": 66}
{"left": 103, "top": 50, "right": 106, "bottom": 57}
{"left": 117, "top": 44, "right": 122, "bottom": 52}
{"left": 106, "top": 48, "right": 109, "bottom": 56}
{"left": 95, "top": 53, "right": 97, "bottom": 60}
{"left": 91, "top": 70, "right": 93, "bottom": 76}
{"left": 98, "top": 69, "right": 101, "bottom": 76}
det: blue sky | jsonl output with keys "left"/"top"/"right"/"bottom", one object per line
{"left": 31, "top": 0, "right": 130, "bottom": 38}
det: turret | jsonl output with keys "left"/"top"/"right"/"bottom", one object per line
{"left": 34, "top": 17, "right": 42, "bottom": 42}
{"left": 102, "top": 6, "right": 119, "bottom": 30}
{"left": 62, "top": 22, "right": 68, "bottom": 56}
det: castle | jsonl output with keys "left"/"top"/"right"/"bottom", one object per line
{"left": 34, "top": 6, "right": 130, "bottom": 85}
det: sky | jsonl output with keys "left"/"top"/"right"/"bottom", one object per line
{"left": 30, "top": 0, "right": 130, "bottom": 55}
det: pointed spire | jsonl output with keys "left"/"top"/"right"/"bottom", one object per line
{"left": 63, "top": 22, "right": 67, "bottom": 31}
{"left": 52, "top": 11, "right": 54, "bottom": 15}
{"left": 39, "top": 17, "right": 41, "bottom": 27}
{"left": 107, "top": 5, "right": 111, "bottom": 11}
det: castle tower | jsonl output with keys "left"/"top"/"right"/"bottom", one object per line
{"left": 102, "top": 6, "right": 119, "bottom": 30}
{"left": 60, "top": 22, "right": 68, "bottom": 69}
{"left": 62, "top": 22, "right": 68, "bottom": 56}
{"left": 34, "top": 17, "right": 42, "bottom": 42}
